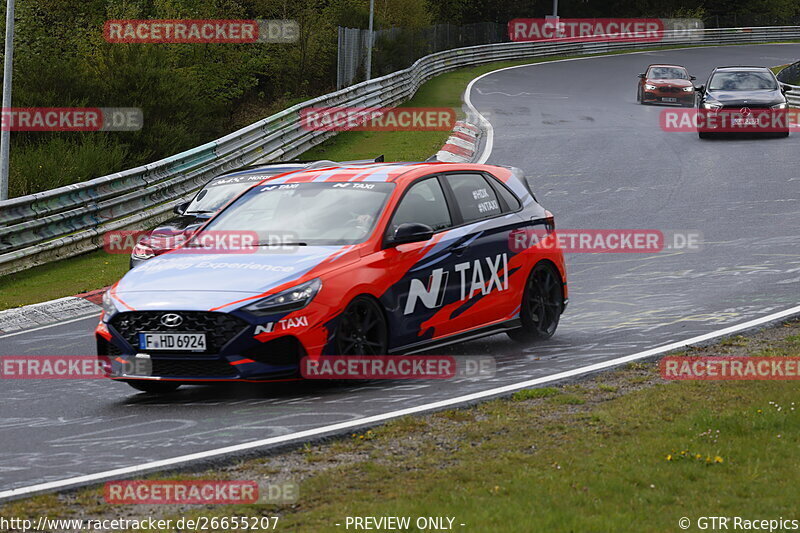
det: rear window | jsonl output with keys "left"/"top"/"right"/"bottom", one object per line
{"left": 446, "top": 174, "right": 502, "bottom": 223}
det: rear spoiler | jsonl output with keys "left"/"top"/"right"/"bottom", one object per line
{"left": 502, "top": 166, "right": 537, "bottom": 199}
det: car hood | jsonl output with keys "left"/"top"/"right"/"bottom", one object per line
{"left": 705, "top": 89, "right": 784, "bottom": 106}
{"left": 647, "top": 78, "right": 693, "bottom": 87}
{"left": 113, "top": 245, "right": 359, "bottom": 311}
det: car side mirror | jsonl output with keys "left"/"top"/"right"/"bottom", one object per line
{"left": 173, "top": 201, "right": 190, "bottom": 216}
{"left": 695, "top": 85, "right": 705, "bottom": 93}
{"left": 781, "top": 85, "right": 789, "bottom": 94}
{"left": 690, "top": 76, "right": 696, "bottom": 81}
{"left": 638, "top": 73, "right": 645, "bottom": 78}
{"left": 390, "top": 223, "right": 434, "bottom": 246}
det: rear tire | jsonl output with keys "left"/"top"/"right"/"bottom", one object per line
{"left": 126, "top": 381, "right": 181, "bottom": 394}
{"left": 507, "top": 262, "right": 563, "bottom": 343}
{"left": 698, "top": 131, "right": 712, "bottom": 139}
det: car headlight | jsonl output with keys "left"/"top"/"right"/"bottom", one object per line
{"left": 102, "top": 291, "right": 118, "bottom": 318}
{"left": 702, "top": 102, "right": 722, "bottom": 110}
{"left": 645, "top": 84, "right": 657, "bottom": 90}
{"left": 132, "top": 241, "right": 155, "bottom": 260}
{"left": 682, "top": 86, "right": 695, "bottom": 92}
{"left": 243, "top": 278, "right": 322, "bottom": 316}
{"left": 771, "top": 103, "right": 788, "bottom": 109}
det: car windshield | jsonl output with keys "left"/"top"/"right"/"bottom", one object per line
{"left": 185, "top": 171, "right": 298, "bottom": 214}
{"left": 200, "top": 182, "right": 394, "bottom": 245}
{"left": 648, "top": 67, "right": 688, "bottom": 80}
{"left": 709, "top": 71, "right": 778, "bottom": 91}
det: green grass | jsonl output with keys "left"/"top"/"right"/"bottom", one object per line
{"left": 0, "top": 250, "right": 129, "bottom": 309}
{"left": 512, "top": 387, "right": 560, "bottom": 401}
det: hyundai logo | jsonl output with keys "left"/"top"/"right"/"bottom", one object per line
{"left": 740, "top": 107, "right": 751, "bottom": 116}
{"left": 160, "top": 313, "right": 183, "bottom": 328}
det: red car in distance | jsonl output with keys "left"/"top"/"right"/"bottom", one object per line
{"left": 637, "top": 64, "right": 696, "bottom": 106}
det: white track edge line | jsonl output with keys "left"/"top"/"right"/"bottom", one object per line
{"left": 0, "top": 313, "right": 99, "bottom": 339}
{"left": 2, "top": 303, "right": 799, "bottom": 501}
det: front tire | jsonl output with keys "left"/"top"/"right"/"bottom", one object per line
{"left": 507, "top": 262, "right": 563, "bottom": 343}
{"left": 335, "top": 296, "right": 389, "bottom": 355}
{"left": 125, "top": 380, "right": 181, "bottom": 394}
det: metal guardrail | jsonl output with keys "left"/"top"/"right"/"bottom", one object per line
{"left": 777, "top": 60, "right": 800, "bottom": 106}
{"left": 1, "top": 26, "right": 800, "bottom": 276}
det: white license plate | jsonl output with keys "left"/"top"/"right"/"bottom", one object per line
{"left": 662, "top": 97, "right": 677, "bottom": 102}
{"left": 139, "top": 332, "right": 207, "bottom": 352}
{"left": 733, "top": 118, "right": 758, "bottom": 125}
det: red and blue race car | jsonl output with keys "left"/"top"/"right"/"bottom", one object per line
{"left": 96, "top": 162, "right": 568, "bottom": 393}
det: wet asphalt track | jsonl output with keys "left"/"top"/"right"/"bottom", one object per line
{"left": 1, "top": 44, "right": 799, "bottom": 497}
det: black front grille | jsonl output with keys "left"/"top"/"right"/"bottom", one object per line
{"left": 110, "top": 312, "right": 248, "bottom": 353}
{"left": 660, "top": 86, "right": 681, "bottom": 93}
{"left": 151, "top": 359, "right": 239, "bottom": 378}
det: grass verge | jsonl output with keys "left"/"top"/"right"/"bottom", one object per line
{"left": 0, "top": 251, "right": 129, "bottom": 310}
{"left": 3, "top": 321, "right": 800, "bottom": 532}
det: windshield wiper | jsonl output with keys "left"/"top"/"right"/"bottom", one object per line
{"left": 185, "top": 210, "right": 215, "bottom": 215}
{"left": 257, "top": 242, "right": 308, "bottom": 246}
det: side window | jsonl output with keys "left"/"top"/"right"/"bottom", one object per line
{"left": 446, "top": 173, "right": 502, "bottom": 223}
{"left": 387, "top": 178, "right": 452, "bottom": 237}
{"left": 490, "top": 177, "right": 521, "bottom": 211}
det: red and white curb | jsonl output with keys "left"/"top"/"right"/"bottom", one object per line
{"left": 435, "top": 121, "right": 481, "bottom": 163}
{"left": 0, "top": 288, "right": 105, "bottom": 335}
